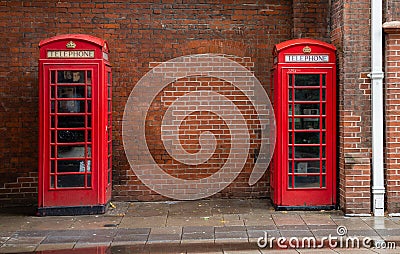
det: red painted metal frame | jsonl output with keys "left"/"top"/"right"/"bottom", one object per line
{"left": 271, "top": 38, "right": 336, "bottom": 207}
{"left": 38, "top": 34, "right": 111, "bottom": 210}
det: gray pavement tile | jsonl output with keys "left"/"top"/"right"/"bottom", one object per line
{"left": 183, "top": 226, "right": 214, "bottom": 234}
{"left": 223, "top": 250, "right": 261, "bottom": 254}
{"left": 10, "top": 230, "right": 51, "bottom": 237}
{"left": 376, "top": 228, "right": 400, "bottom": 237}
{"left": 73, "top": 242, "right": 111, "bottom": 249}
{"left": 5, "top": 236, "right": 45, "bottom": 245}
{"left": 113, "top": 233, "right": 149, "bottom": 242}
{"left": 150, "top": 226, "right": 182, "bottom": 235}
{"left": 182, "top": 232, "right": 214, "bottom": 240}
{"left": 246, "top": 225, "right": 277, "bottom": 231}
{"left": 279, "top": 230, "right": 314, "bottom": 237}
{"left": 215, "top": 231, "right": 248, "bottom": 241}
{"left": 35, "top": 242, "right": 76, "bottom": 251}
{"left": 215, "top": 226, "right": 246, "bottom": 233}
{"left": 70, "top": 215, "right": 122, "bottom": 230}
{"left": 296, "top": 248, "right": 337, "bottom": 253}
{"left": 0, "top": 243, "right": 37, "bottom": 253}
{"left": 277, "top": 224, "right": 309, "bottom": 230}
{"left": 117, "top": 227, "right": 151, "bottom": 235}
{"left": 23, "top": 216, "right": 76, "bottom": 231}
{"left": 119, "top": 215, "right": 167, "bottom": 228}
{"left": 166, "top": 215, "right": 224, "bottom": 227}
{"left": 300, "top": 214, "right": 336, "bottom": 225}
{"left": 76, "top": 234, "right": 115, "bottom": 243}
{"left": 272, "top": 214, "right": 305, "bottom": 226}
{"left": 347, "top": 229, "right": 382, "bottom": 237}
{"left": 247, "top": 230, "right": 280, "bottom": 239}
{"left": 147, "top": 233, "right": 181, "bottom": 243}
{"left": 41, "top": 235, "right": 80, "bottom": 244}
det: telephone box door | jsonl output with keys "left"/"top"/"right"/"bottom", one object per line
{"left": 38, "top": 34, "right": 112, "bottom": 215}
{"left": 42, "top": 66, "right": 99, "bottom": 205}
{"left": 271, "top": 39, "right": 336, "bottom": 209}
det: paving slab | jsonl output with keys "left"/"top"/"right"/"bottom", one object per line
{"left": 0, "top": 199, "right": 399, "bottom": 253}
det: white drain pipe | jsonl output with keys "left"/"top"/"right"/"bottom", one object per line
{"left": 369, "top": 0, "right": 385, "bottom": 216}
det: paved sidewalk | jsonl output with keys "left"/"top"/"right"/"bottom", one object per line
{"left": 0, "top": 199, "right": 400, "bottom": 253}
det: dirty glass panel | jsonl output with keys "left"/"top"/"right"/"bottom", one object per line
{"left": 58, "top": 100, "right": 85, "bottom": 113}
{"left": 293, "top": 160, "right": 320, "bottom": 174}
{"left": 57, "top": 86, "right": 85, "bottom": 99}
{"left": 294, "top": 175, "right": 320, "bottom": 188}
{"left": 57, "top": 116, "right": 85, "bottom": 128}
{"left": 58, "top": 130, "right": 85, "bottom": 143}
{"left": 294, "top": 74, "right": 320, "bottom": 87}
{"left": 58, "top": 146, "right": 86, "bottom": 158}
{"left": 57, "top": 175, "right": 85, "bottom": 188}
{"left": 57, "top": 70, "right": 85, "bottom": 83}
{"left": 86, "top": 71, "right": 92, "bottom": 85}
{"left": 294, "top": 89, "right": 320, "bottom": 101}
{"left": 57, "top": 160, "right": 86, "bottom": 173}
{"left": 294, "top": 146, "right": 320, "bottom": 158}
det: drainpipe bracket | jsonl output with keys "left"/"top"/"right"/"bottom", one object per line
{"left": 367, "top": 72, "right": 384, "bottom": 80}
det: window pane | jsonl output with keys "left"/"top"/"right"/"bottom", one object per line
{"left": 58, "top": 86, "right": 85, "bottom": 98}
{"left": 57, "top": 175, "right": 85, "bottom": 188}
{"left": 294, "top": 160, "right": 320, "bottom": 173}
{"left": 58, "top": 130, "right": 85, "bottom": 143}
{"left": 58, "top": 71, "right": 85, "bottom": 83}
{"left": 57, "top": 160, "right": 85, "bottom": 172}
{"left": 294, "top": 74, "right": 320, "bottom": 86}
{"left": 294, "top": 89, "right": 320, "bottom": 101}
{"left": 294, "top": 175, "right": 320, "bottom": 188}
{"left": 58, "top": 146, "right": 85, "bottom": 158}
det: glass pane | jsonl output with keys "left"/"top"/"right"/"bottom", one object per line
{"left": 51, "top": 86, "right": 55, "bottom": 98}
{"left": 295, "top": 89, "right": 320, "bottom": 101}
{"left": 322, "top": 160, "right": 326, "bottom": 173}
{"left": 295, "top": 175, "right": 320, "bottom": 188}
{"left": 51, "top": 116, "right": 55, "bottom": 128}
{"left": 294, "top": 160, "right": 320, "bottom": 173}
{"left": 57, "top": 175, "right": 85, "bottom": 188}
{"left": 108, "top": 86, "right": 112, "bottom": 99}
{"left": 289, "top": 161, "right": 293, "bottom": 173}
{"left": 322, "top": 175, "right": 326, "bottom": 187}
{"left": 108, "top": 72, "right": 111, "bottom": 84}
{"left": 87, "top": 115, "right": 92, "bottom": 128}
{"left": 288, "top": 175, "right": 293, "bottom": 188}
{"left": 294, "top": 146, "right": 320, "bottom": 158}
{"left": 87, "top": 86, "right": 92, "bottom": 98}
{"left": 87, "top": 174, "right": 92, "bottom": 187}
{"left": 294, "top": 74, "right": 320, "bottom": 86}
{"left": 87, "top": 71, "right": 92, "bottom": 84}
{"left": 51, "top": 101, "right": 55, "bottom": 113}
{"left": 322, "top": 74, "right": 326, "bottom": 86}
{"left": 58, "top": 100, "right": 85, "bottom": 113}
{"left": 58, "top": 86, "right": 85, "bottom": 98}
{"left": 58, "top": 70, "right": 85, "bottom": 83}
{"left": 57, "top": 160, "right": 85, "bottom": 172}
{"left": 322, "top": 89, "right": 326, "bottom": 101}
{"left": 87, "top": 160, "right": 91, "bottom": 172}
{"left": 51, "top": 146, "right": 55, "bottom": 158}
{"left": 51, "top": 160, "right": 55, "bottom": 173}
{"left": 58, "top": 146, "right": 85, "bottom": 158}
{"left": 291, "top": 132, "right": 322, "bottom": 144}
{"left": 108, "top": 171, "right": 111, "bottom": 184}
{"left": 87, "top": 130, "right": 92, "bottom": 142}
{"left": 288, "top": 88, "right": 292, "bottom": 101}
{"left": 51, "top": 71, "right": 56, "bottom": 84}
{"left": 87, "top": 100, "right": 92, "bottom": 112}
{"left": 58, "top": 116, "right": 85, "bottom": 128}
{"left": 51, "top": 130, "right": 56, "bottom": 143}
{"left": 50, "top": 175, "right": 55, "bottom": 188}
{"left": 289, "top": 75, "right": 293, "bottom": 86}
{"left": 58, "top": 130, "right": 85, "bottom": 143}
{"left": 87, "top": 145, "right": 92, "bottom": 157}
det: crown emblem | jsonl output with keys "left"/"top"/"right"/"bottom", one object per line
{"left": 66, "top": 41, "right": 76, "bottom": 49}
{"left": 303, "top": 46, "right": 312, "bottom": 54}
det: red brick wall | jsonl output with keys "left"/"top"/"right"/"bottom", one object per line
{"left": 292, "top": 0, "right": 330, "bottom": 41}
{"left": 384, "top": 27, "right": 400, "bottom": 214}
{"left": 331, "top": 0, "right": 372, "bottom": 214}
{"left": 0, "top": 0, "right": 333, "bottom": 206}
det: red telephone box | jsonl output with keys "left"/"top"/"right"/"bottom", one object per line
{"left": 38, "top": 34, "right": 112, "bottom": 215}
{"left": 271, "top": 39, "right": 336, "bottom": 209}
